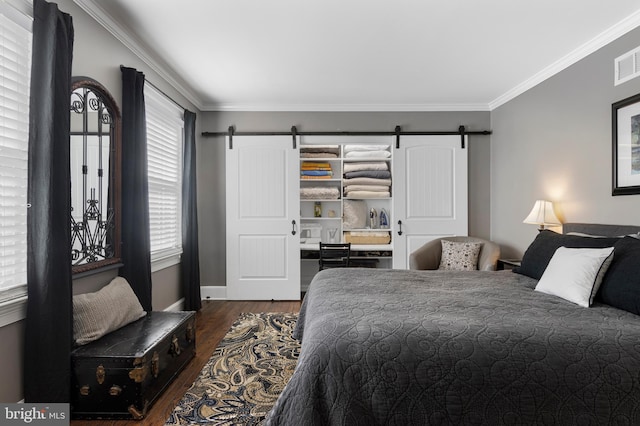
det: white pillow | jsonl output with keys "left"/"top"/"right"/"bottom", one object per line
{"left": 535, "top": 246, "right": 615, "bottom": 307}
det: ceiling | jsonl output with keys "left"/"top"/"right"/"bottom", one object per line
{"left": 78, "top": 0, "right": 640, "bottom": 111}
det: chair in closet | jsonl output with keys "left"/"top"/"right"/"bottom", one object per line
{"left": 318, "top": 243, "right": 352, "bottom": 270}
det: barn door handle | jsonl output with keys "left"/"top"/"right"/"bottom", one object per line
{"left": 397, "top": 220, "right": 403, "bottom": 236}
{"left": 291, "top": 220, "right": 297, "bottom": 235}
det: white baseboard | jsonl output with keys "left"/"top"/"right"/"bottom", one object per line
{"left": 201, "top": 286, "right": 227, "bottom": 300}
{"left": 164, "top": 286, "right": 228, "bottom": 310}
{"left": 164, "top": 298, "right": 185, "bottom": 312}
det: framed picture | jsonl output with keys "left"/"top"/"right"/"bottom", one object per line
{"left": 612, "top": 92, "right": 640, "bottom": 195}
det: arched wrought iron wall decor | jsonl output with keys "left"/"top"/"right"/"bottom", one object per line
{"left": 70, "top": 77, "right": 121, "bottom": 274}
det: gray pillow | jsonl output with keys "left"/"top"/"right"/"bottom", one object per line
{"left": 73, "top": 276, "right": 146, "bottom": 345}
{"left": 514, "top": 230, "right": 620, "bottom": 280}
{"left": 597, "top": 236, "right": 640, "bottom": 315}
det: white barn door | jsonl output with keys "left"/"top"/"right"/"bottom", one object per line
{"left": 393, "top": 135, "right": 468, "bottom": 269}
{"left": 226, "top": 136, "right": 300, "bottom": 300}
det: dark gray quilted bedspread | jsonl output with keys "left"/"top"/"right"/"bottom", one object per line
{"left": 266, "top": 268, "right": 640, "bottom": 425}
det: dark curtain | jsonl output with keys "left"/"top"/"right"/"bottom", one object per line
{"left": 24, "top": 0, "right": 74, "bottom": 403}
{"left": 119, "top": 66, "right": 152, "bottom": 311}
{"left": 181, "top": 110, "right": 202, "bottom": 311}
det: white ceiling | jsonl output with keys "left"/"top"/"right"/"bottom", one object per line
{"left": 77, "top": 0, "right": 640, "bottom": 111}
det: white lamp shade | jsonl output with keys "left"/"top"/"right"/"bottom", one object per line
{"left": 523, "top": 200, "right": 561, "bottom": 227}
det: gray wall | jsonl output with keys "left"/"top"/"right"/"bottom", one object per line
{"left": 64, "top": 0, "right": 199, "bottom": 305}
{"left": 491, "top": 27, "right": 640, "bottom": 258}
{"left": 0, "top": 0, "right": 199, "bottom": 402}
{"left": 198, "top": 111, "right": 492, "bottom": 287}
{"left": 4, "top": 0, "right": 639, "bottom": 405}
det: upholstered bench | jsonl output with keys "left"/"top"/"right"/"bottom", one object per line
{"left": 70, "top": 277, "right": 196, "bottom": 420}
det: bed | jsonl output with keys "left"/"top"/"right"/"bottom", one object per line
{"left": 266, "top": 223, "right": 640, "bottom": 425}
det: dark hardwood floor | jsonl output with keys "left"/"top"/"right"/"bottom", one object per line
{"left": 70, "top": 299, "right": 302, "bottom": 426}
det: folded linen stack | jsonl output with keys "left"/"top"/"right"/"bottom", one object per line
{"left": 343, "top": 144, "right": 391, "bottom": 159}
{"left": 343, "top": 161, "right": 391, "bottom": 198}
{"left": 300, "top": 145, "right": 340, "bottom": 158}
{"left": 301, "top": 161, "right": 333, "bottom": 179}
{"left": 300, "top": 186, "right": 340, "bottom": 200}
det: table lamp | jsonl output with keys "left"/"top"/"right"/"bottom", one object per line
{"left": 523, "top": 200, "right": 561, "bottom": 230}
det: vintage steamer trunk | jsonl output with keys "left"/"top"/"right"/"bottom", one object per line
{"left": 71, "top": 311, "right": 196, "bottom": 420}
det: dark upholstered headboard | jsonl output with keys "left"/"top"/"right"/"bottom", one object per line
{"left": 563, "top": 223, "right": 640, "bottom": 237}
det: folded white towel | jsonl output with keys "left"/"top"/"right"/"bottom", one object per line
{"left": 344, "top": 185, "right": 390, "bottom": 193}
{"left": 343, "top": 162, "right": 388, "bottom": 173}
{"left": 343, "top": 144, "right": 390, "bottom": 153}
{"left": 345, "top": 191, "right": 390, "bottom": 198}
{"left": 342, "top": 177, "right": 392, "bottom": 186}
{"left": 345, "top": 150, "right": 391, "bottom": 159}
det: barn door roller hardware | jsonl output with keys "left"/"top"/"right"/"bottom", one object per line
{"left": 210, "top": 125, "right": 491, "bottom": 150}
{"left": 291, "top": 125, "right": 297, "bottom": 149}
{"left": 227, "top": 126, "right": 234, "bottom": 150}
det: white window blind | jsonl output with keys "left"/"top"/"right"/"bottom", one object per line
{"left": 145, "top": 83, "right": 183, "bottom": 263}
{"left": 0, "top": 1, "right": 31, "bottom": 303}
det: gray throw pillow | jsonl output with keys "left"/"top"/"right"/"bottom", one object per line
{"left": 514, "top": 230, "right": 620, "bottom": 280}
{"left": 73, "top": 276, "right": 146, "bottom": 345}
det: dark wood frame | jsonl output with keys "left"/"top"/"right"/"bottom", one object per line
{"left": 612, "top": 92, "right": 640, "bottom": 196}
{"left": 71, "top": 77, "right": 122, "bottom": 274}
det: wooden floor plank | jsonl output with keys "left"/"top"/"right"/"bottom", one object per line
{"left": 70, "top": 299, "right": 302, "bottom": 425}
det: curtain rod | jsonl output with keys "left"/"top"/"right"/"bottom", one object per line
{"left": 119, "top": 65, "right": 188, "bottom": 112}
{"left": 202, "top": 125, "right": 491, "bottom": 149}
{"left": 146, "top": 79, "right": 187, "bottom": 112}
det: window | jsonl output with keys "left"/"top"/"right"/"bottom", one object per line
{"left": 0, "top": 0, "right": 32, "bottom": 325}
{"left": 145, "top": 83, "right": 183, "bottom": 269}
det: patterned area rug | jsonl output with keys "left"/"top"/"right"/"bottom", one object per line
{"left": 165, "top": 312, "right": 300, "bottom": 425}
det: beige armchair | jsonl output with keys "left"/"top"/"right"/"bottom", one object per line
{"left": 409, "top": 236, "right": 501, "bottom": 271}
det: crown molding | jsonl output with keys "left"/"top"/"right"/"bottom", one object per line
{"left": 489, "top": 9, "right": 640, "bottom": 110}
{"left": 74, "top": 0, "right": 640, "bottom": 114}
{"left": 73, "top": 0, "right": 203, "bottom": 110}
{"left": 202, "top": 102, "right": 491, "bottom": 112}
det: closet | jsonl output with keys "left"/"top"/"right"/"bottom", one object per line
{"left": 225, "top": 134, "right": 468, "bottom": 299}
{"left": 298, "top": 136, "right": 393, "bottom": 288}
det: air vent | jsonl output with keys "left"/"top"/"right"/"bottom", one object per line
{"left": 615, "top": 45, "right": 640, "bottom": 85}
